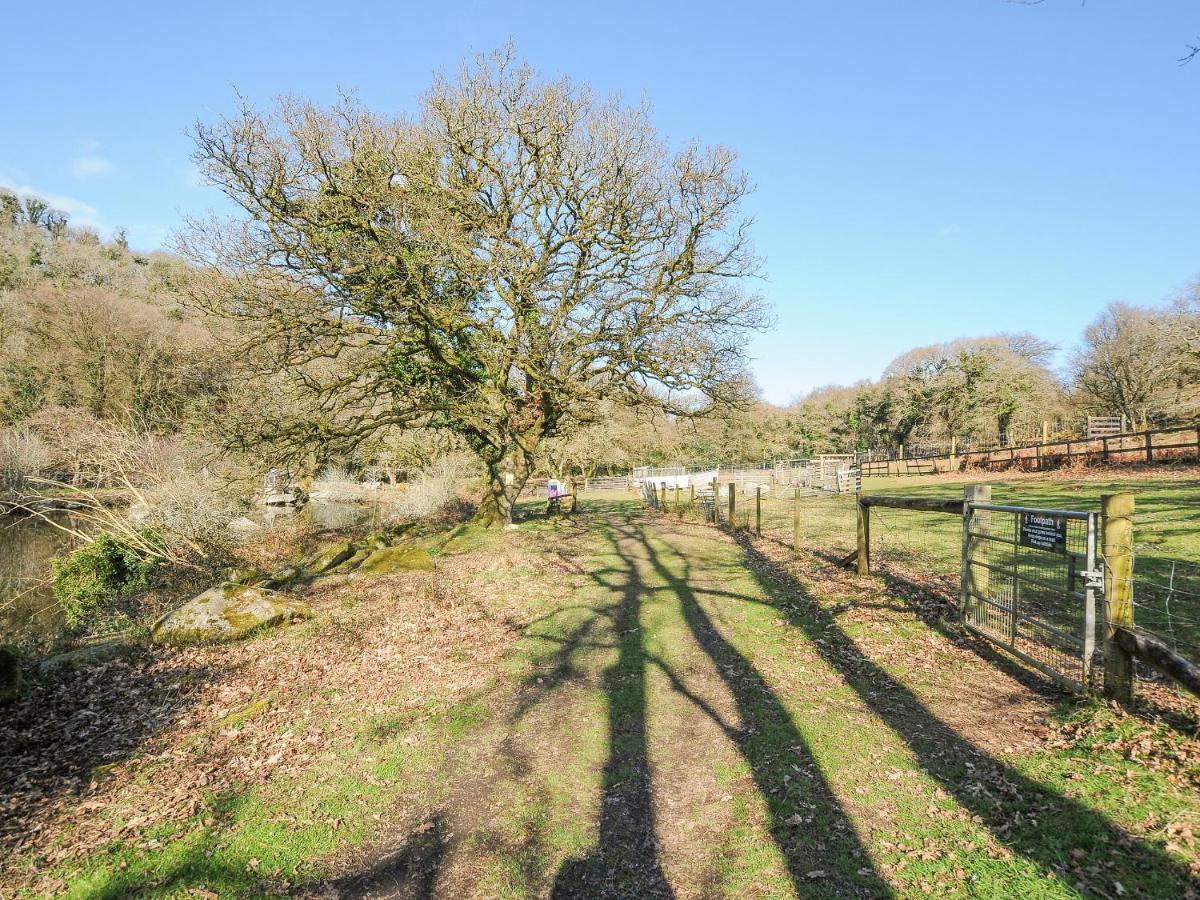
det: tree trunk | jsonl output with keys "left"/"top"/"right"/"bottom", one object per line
{"left": 476, "top": 448, "right": 533, "bottom": 527}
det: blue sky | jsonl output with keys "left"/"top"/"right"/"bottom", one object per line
{"left": 1, "top": 1, "right": 1197, "bottom": 403}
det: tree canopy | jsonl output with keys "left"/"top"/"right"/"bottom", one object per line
{"left": 182, "top": 48, "right": 768, "bottom": 523}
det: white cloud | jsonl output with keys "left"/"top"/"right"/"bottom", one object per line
{"left": 937, "top": 224, "right": 961, "bottom": 238}
{"left": 0, "top": 170, "right": 169, "bottom": 249}
{"left": 0, "top": 174, "right": 100, "bottom": 224}
{"left": 70, "top": 156, "right": 115, "bottom": 180}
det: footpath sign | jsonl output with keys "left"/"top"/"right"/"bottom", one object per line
{"left": 1019, "top": 511, "right": 1068, "bottom": 554}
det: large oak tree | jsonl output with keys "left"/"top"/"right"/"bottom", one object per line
{"left": 181, "top": 49, "right": 768, "bottom": 524}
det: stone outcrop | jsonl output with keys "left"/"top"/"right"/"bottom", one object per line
{"left": 151, "top": 583, "right": 312, "bottom": 645}
{"left": 354, "top": 546, "right": 435, "bottom": 575}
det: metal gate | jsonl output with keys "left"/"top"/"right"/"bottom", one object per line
{"left": 961, "top": 502, "right": 1102, "bottom": 691}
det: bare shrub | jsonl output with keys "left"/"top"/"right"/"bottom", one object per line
{"left": 387, "top": 453, "right": 478, "bottom": 524}
{"left": 140, "top": 468, "right": 246, "bottom": 563}
{"left": 26, "top": 422, "right": 252, "bottom": 567}
{"left": 311, "top": 464, "right": 361, "bottom": 502}
{"left": 0, "top": 428, "right": 50, "bottom": 493}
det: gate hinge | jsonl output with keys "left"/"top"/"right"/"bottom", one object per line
{"left": 1081, "top": 566, "right": 1105, "bottom": 591}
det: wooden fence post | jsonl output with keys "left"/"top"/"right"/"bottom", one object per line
{"left": 793, "top": 489, "right": 801, "bottom": 551}
{"left": 856, "top": 497, "right": 870, "bottom": 575}
{"left": 960, "top": 484, "right": 992, "bottom": 614}
{"left": 756, "top": 486, "right": 762, "bottom": 536}
{"left": 1103, "top": 492, "right": 1135, "bottom": 703}
{"left": 1042, "top": 420, "right": 1049, "bottom": 445}
{"left": 727, "top": 482, "right": 736, "bottom": 529}
{"left": 1145, "top": 432, "right": 1153, "bottom": 463}
{"left": 711, "top": 478, "right": 718, "bottom": 524}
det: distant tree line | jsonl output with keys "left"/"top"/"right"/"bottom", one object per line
{"left": 614, "top": 289, "right": 1200, "bottom": 469}
{"left": 3, "top": 47, "right": 1198, "bottom": 490}
{"left": 3, "top": 192, "right": 1199, "bottom": 481}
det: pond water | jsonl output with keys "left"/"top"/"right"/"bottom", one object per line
{"left": 0, "top": 512, "right": 78, "bottom": 644}
{"left": 0, "top": 500, "right": 376, "bottom": 645}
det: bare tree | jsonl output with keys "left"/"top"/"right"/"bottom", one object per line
{"left": 182, "top": 48, "right": 768, "bottom": 524}
{"left": 1070, "top": 301, "right": 1182, "bottom": 428}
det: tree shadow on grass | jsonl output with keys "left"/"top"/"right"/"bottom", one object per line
{"left": 78, "top": 797, "right": 451, "bottom": 899}
{"left": 801, "top": 542, "right": 1069, "bottom": 704}
{"left": 627, "top": 523, "right": 889, "bottom": 898}
{"left": 550, "top": 516, "right": 887, "bottom": 897}
{"left": 731, "top": 529, "right": 1200, "bottom": 896}
{"left": 314, "top": 812, "right": 450, "bottom": 899}
{"left": 59, "top": 792, "right": 268, "bottom": 899}
{"left": 549, "top": 521, "right": 674, "bottom": 899}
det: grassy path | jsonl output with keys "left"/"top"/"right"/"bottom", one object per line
{"left": 404, "top": 504, "right": 1198, "bottom": 897}
{"left": 14, "top": 499, "right": 1200, "bottom": 897}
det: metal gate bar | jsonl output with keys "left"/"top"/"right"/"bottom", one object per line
{"left": 962, "top": 502, "right": 1100, "bottom": 692}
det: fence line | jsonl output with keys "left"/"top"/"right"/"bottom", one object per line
{"left": 638, "top": 421, "right": 1200, "bottom": 483}
{"left": 642, "top": 475, "right": 1200, "bottom": 702}
{"left": 859, "top": 423, "right": 1200, "bottom": 477}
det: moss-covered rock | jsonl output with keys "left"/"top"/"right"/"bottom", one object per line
{"left": 355, "top": 546, "right": 434, "bottom": 576}
{"left": 0, "top": 645, "right": 20, "bottom": 704}
{"left": 301, "top": 540, "right": 358, "bottom": 576}
{"left": 151, "top": 583, "right": 312, "bottom": 645}
{"left": 260, "top": 564, "right": 303, "bottom": 590}
{"left": 39, "top": 640, "right": 134, "bottom": 675}
{"left": 361, "top": 531, "right": 394, "bottom": 551}
{"left": 329, "top": 547, "right": 372, "bottom": 575}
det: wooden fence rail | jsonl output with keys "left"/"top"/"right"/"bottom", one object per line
{"left": 643, "top": 481, "right": 1200, "bottom": 703}
{"left": 861, "top": 423, "right": 1200, "bottom": 476}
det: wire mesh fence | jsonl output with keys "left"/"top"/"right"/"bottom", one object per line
{"left": 642, "top": 471, "right": 1200, "bottom": 699}
{"left": 1130, "top": 505, "right": 1200, "bottom": 664}
{"left": 963, "top": 505, "right": 1099, "bottom": 691}
{"left": 868, "top": 506, "right": 960, "bottom": 585}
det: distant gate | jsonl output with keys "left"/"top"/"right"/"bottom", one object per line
{"left": 961, "top": 502, "right": 1102, "bottom": 691}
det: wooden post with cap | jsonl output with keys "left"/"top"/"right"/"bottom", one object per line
{"left": 1102, "top": 492, "right": 1135, "bottom": 703}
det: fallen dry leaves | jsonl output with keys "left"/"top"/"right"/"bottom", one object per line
{"left": 0, "top": 538, "right": 539, "bottom": 896}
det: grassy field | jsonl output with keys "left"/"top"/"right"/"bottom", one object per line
{"left": 677, "top": 469, "right": 1200, "bottom": 661}
{"left": 4, "top": 495, "right": 1199, "bottom": 897}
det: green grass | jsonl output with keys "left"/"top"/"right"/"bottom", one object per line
{"left": 44, "top": 693, "right": 481, "bottom": 898}
{"left": 744, "top": 471, "right": 1200, "bottom": 658}
{"left": 26, "top": 496, "right": 1200, "bottom": 897}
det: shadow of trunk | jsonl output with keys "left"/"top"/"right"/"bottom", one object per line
{"left": 551, "top": 523, "right": 674, "bottom": 898}
{"left": 732, "top": 529, "right": 1200, "bottom": 895}
{"left": 632, "top": 523, "right": 889, "bottom": 897}
{"left": 315, "top": 812, "right": 450, "bottom": 899}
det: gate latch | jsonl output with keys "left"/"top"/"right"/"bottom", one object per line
{"left": 1081, "top": 567, "right": 1105, "bottom": 591}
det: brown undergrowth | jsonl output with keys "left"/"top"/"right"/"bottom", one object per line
{"left": 0, "top": 536, "right": 542, "bottom": 896}
{"left": 6, "top": 504, "right": 1199, "bottom": 897}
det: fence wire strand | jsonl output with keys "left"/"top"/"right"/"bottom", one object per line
{"left": 640, "top": 469, "right": 1200, "bottom": 693}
